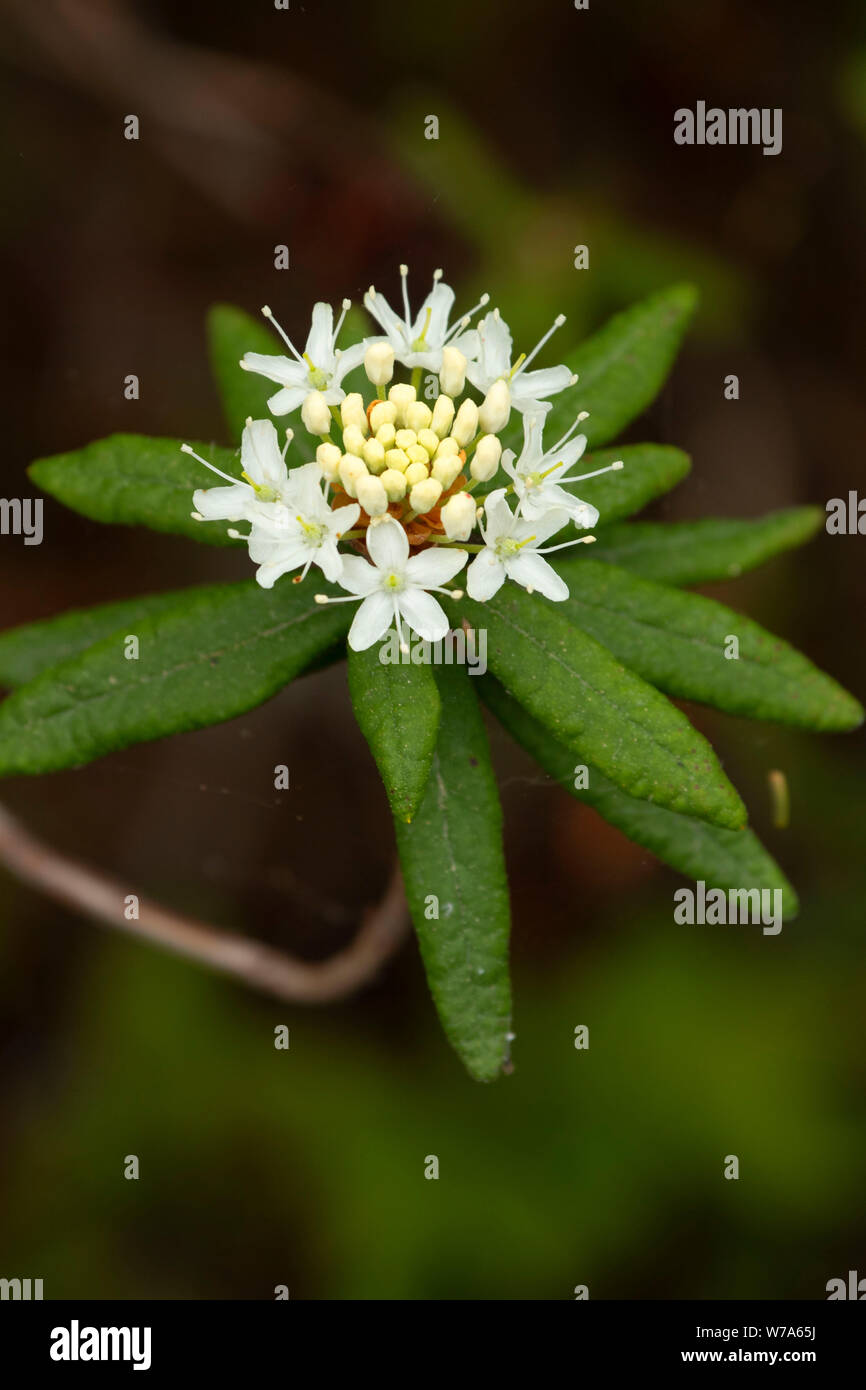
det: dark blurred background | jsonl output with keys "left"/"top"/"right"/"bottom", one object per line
{"left": 1, "top": 0, "right": 864, "bottom": 1299}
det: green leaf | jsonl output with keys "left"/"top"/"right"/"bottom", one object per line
{"left": 503, "top": 282, "right": 698, "bottom": 454}
{"left": 449, "top": 587, "right": 746, "bottom": 829}
{"left": 207, "top": 304, "right": 285, "bottom": 442}
{"left": 0, "top": 586, "right": 228, "bottom": 688}
{"left": 481, "top": 676, "right": 799, "bottom": 918}
{"left": 348, "top": 645, "right": 441, "bottom": 823}
{"left": 394, "top": 665, "right": 511, "bottom": 1082}
{"left": 590, "top": 507, "right": 824, "bottom": 586}
{"left": 29, "top": 435, "right": 243, "bottom": 546}
{"left": 556, "top": 559, "right": 864, "bottom": 732}
{"left": 0, "top": 580, "right": 351, "bottom": 778}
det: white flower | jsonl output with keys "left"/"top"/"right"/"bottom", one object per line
{"left": 240, "top": 301, "right": 366, "bottom": 416}
{"left": 318, "top": 516, "right": 467, "bottom": 652}
{"left": 247, "top": 463, "right": 359, "bottom": 589}
{"left": 502, "top": 412, "right": 621, "bottom": 528}
{"left": 186, "top": 418, "right": 295, "bottom": 525}
{"left": 363, "top": 266, "right": 487, "bottom": 373}
{"left": 465, "top": 489, "right": 573, "bottom": 602}
{"left": 466, "top": 309, "right": 574, "bottom": 415}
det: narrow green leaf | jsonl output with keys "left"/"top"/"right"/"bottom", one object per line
{"left": 449, "top": 587, "right": 746, "bottom": 829}
{"left": 590, "top": 507, "right": 824, "bottom": 586}
{"left": 348, "top": 646, "right": 441, "bottom": 823}
{"left": 481, "top": 676, "right": 799, "bottom": 918}
{"left": 502, "top": 282, "right": 698, "bottom": 454}
{"left": 0, "top": 580, "right": 350, "bottom": 777}
{"left": 28, "top": 435, "right": 243, "bottom": 546}
{"left": 207, "top": 304, "right": 285, "bottom": 442}
{"left": 0, "top": 586, "right": 227, "bottom": 687}
{"left": 556, "top": 559, "right": 864, "bottom": 732}
{"left": 395, "top": 665, "right": 511, "bottom": 1082}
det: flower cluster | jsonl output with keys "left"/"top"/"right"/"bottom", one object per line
{"left": 184, "top": 267, "right": 623, "bottom": 652}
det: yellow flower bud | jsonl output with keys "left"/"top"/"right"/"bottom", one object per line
{"left": 470, "top": 433, "right": 502, "bottom": 482}
{"left": 357, "top": 474, "right": 388, "bottom": 516}
{"left": 478, "top": 379, "right": 511, "bottom": 434}
{"left": 369, "top": 400, "right": 397, "bottom": 433}
{"left": 409, "top": 478, "right": 443, "bottom": 514}
{"left": 439, "top": 345, "right": 467, "bottom": 397}
{"left": 441, "top": 491, "right": 476, "bottom": 541}
{"left": 301, "top": 390, "right": 332, "bottom": 437}
{"left": 405, "top": 461, "right": 429, "bottom": 487}
{"left": 384, "top": 447, "right": 410, "bottom": 473}
{"left": 340, "top": 392, "right": 368, "bottom": 433}
{"left": 452, "top": 398, "right": 479, "bottom": 447}
{"left": 431, "top": 394, "right": 455, "bottom": 439}
{"left": 376, "top": 422, "right": 397, "bottom": 450}
{"left": 406, "top": 444, "right": 430, "bottom": 466}
{"left": 316, "top": 442, "right": 342, "bottom": 482}
{"left": 432, "top": 454, "right": 463, "bottom": 489}
{"left": 406, "top": 401, "right": 433, "bottom": 433}
{"left": 380, "top": 468, "right": 408, "bottom": 501}
{"left": 388, "top": 383, "right": 417, "bottom": 426}
{"left": 364, "top": 341, "right": 395, "bottom": 388}
{"left": 362, "top": 438, "right": 386, "bottom": 473}
{"left": 395, "top": 428, "right": 417, "bottom": 451}
{"left": 342, "top": 424, "right": 367, "bottom": 457}
{"left": 416, "top": 428, "right": 440, "bottom": 457}
{"left": 338, "top": 454, "right": 368, "bottom": 498}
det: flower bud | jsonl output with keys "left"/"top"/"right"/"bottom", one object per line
{"left": 431, "top": 453, "right": 463, "bottom": 490}
{"left": 451, "top": 398, "right": 479, "bottom": 447}
{"left": 342, "top": 424, "right": 367, "bottom": 457}
{"left": 395, "top": 428, "right": 417, "bottom": 451}
{"left": 441, "top": 492, "right": 476, "bottom": 541}
{"left": 376, "top": 423, "right": 397, "bottom": 450}
{"left": 384, "top": 447, "right": 410, "bottom": 473}
{"left": 388, "top": 383, "right": 417, "bottom": 426}
{"left": 357, "top": 474, "right": 388, "bottom": 516}
{"left": 301, "top": 390, "right": 332, "bottom": 437}
{"left": 409, "top": 478, "right": 443, "bottom": 514}
{"left": 316, "top": 441, "right": 342, "bottom": 482}
{"left": 362, "top": 438, "right": 386, "bottom": 473}
{"left": 439, "top": 345, "right": 467, "bottom": 397}
{"left": 338, "top": 454, "right": 368, "bottom": 498}
{"left": 369, "top": 400, "right": 397, "bottom": 433}
{"left": 478, "top": 379, "right": 511, "bottom": 434}
{"left": 380, "top": 468, "right": 408, "bottom": 501}
{"left": 406, "top": 444, "right": 430, "bottom": 466}
{"left": 405, "top": 461, "right": 429, "bottom": 487}
{"left": 434, "top": 436, "right": 459, "bottom": 460}
{"left": 364, "top": 341, "right": 395, "bottom": 388}
{"left": 406, "top": 401, "right": 433, "bottom": 433}
{"left": 431, "top": 394, "right": 455, "bottom": 438}
{"left": 340, "top": 392, "right": 368, "bottom": 433}
{"left": 416, "top": 428, "right": 440, "bottom": 457}
{"left": 470, "top": 433, "right": 502, "bottom": 482}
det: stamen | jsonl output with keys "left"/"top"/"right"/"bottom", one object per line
{"left": 261, "top": 305, "right": 303, "bottom": 362}
{"left": 444, "top": 292, "right": 490, "bottom": 342}
{"left": 550, "top": 411, "right": 589, "bottom": 455}
{"left": 393, "top": 599, "right": 409, "bottom": 655}
{"left": 559, "top": 460, "right": 624, "bottom": 485}
{"left": 513, "top": 313, "right": 566, "bottom": 377}
{"left": 180, "top": 443, "right": 241, "bottom": 487}
{"left": 334, "top": 298, "right": 352, "bottom": 342}
{"left": 314, "top": 593, "right": 361, "bottom": 605}
{"left": 399, "top": 264, "right": 411, "bottom": 325}
{"left": 537, "top": 535, "right": 597, "bottom": 554}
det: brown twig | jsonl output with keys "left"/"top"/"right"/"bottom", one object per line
{"left": 0, "top": 804, "right": 409, "bottom": 1004}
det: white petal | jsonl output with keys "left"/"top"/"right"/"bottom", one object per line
{"left": 397, "top": 589, "right": 450, "bottom": 643}
{"left": 192, "top": 484, "right": 251, "bottom": 521}
{"left": 466, "top": 550, "right": 506, "bottom": 600}
{"left": 479, "top": 488, "right": 513, "bottom": 543}
{"left": 332, "top": 340, "right": 367, "bottom": 382}
{"left": 363, "top": 290, "right": 407, "bottom": 343}
{"left": 254, "top": 543, "right": 309, "bottom": 587}
{"left": 241, "top": 353, "right": 304, "bottom": 388}
{"left": 478, "top": 311, "right": 513, "bottom": 379}
{"left": 348, "top": 591, "right": 394, "bottom": 650}
{"left": 512, "top": 365, "right": 573, "bottom": 403}
{"left": 338, "top": 554, "right": 380, "bottom": 597}
{"left": 330, "top": 502, "right": 360, "bottom": 535}
{"left": 314, "top": 539, "right": 345, "bottom": 583}
{"left": 506, "top": 551, "right": 568, "bottom": 600}
{"left": 405, "top": 547, "right": 468, "bottom": 587}
{"left": 365, "top": 516, "right": 409, "bottom": 572}
{"left": 415, "top": 281, "right": 456, "bottom": 346}
{"left": 241, "top": 418, "right": 286, "bottom": 490}
{"left": 267, "top": 384, "right": 308, "bottom": 416}
{"left": 305, "top": 302, "right": 335, "bottom": 367}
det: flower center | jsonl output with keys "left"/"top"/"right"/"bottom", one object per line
{"left": 383, "top": 571, "right": 405, "bottom": 592}
{"left": 303, "top": 353, "right": 329, "bottom": 391}
{"left": 297, "top": 515, "right": 325, "bottom": 546}
{"left": 495, "top": 534, "right": 535, "bottom": 559}
{"left": 410, "top": 306, "right": 433, "bottom": 353}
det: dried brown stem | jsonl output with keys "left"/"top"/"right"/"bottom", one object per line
{"left": 0, "top": 804, "right": 409, "bottom": 1004}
